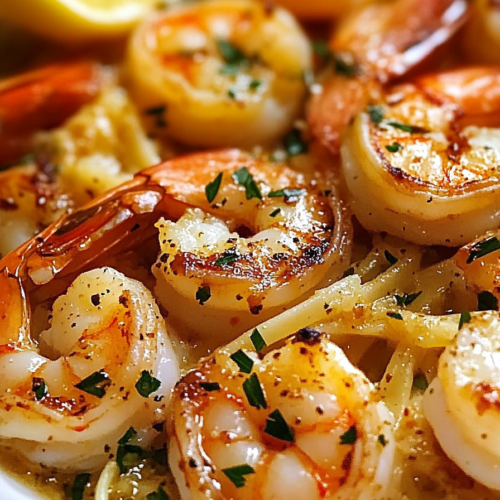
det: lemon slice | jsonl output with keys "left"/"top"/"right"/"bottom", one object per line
{"left": 0, "top": 0, "right": 157, "bottom": 43}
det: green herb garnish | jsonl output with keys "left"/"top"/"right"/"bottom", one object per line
{"left": 233, "top": 167, "right": 262, "bottom": 200}
{"left": 118, "top": 427, "right": 137, "bottom": 445}
{"left": 32, "top": 377, "right": 47, "bottom": 400}
{"left": 458, "top": 311, "right": 471, "bottom": 330}
{"left": 205, "top": 172, "right": 223, "bottom": 203}
{"left": 264, "top": 409, "right": 295, "bottom": 442}
{"left": 340, "top": 426, "right": 357, "bottom": 445}
{"left": 222, "top": 464, "right": 255, "bottom": 488}
{"left": 367, "top": 105, "right": 384, "bottom": 125}
{"left": 312, "top": 40, "right": 330, "bottom": 60}
{"left": 71, "top": 473, "right": 91, "bottom": 500}
{"left": 227, "top": 88, "right": 237, "bottom": 100}
{"left": 466, "top": 237, "right": 500, "bottom": 264}
{"left": 334, "top": 56, "right": 359, "bottom": 78}
{"left": 283, "top": 129, "right": 308, "bottom": 157}
{"left": 135, "top": 370, "right": 161, "bottom": 398}
{"left": 230, "top": 350, "right": 254, "bottom": 374}
{"left": 387, "top": 312, "right": 403, "bottom": 320}
{"left": 75, "top": 370, "right": 111, "bottom": 398}
{"left": 395, "top": 291, "right": 422, "bottom": 307}
{"left": 387, "top": 120, "right": 427, "bottom": 134}
{"left": 478, "top": 291, "right": 498, "bottom": 311}
{"left": 242, "top": 373, "right": 267, "bottom": 409}
{"left": 200, "top": 382, "right": 221, "bottom": 392}
{"left": 412, "top": 373, "right": 429, "bottom": 391}
{"left": 196, "top": 285, "right": 211, "bottom": 305}
{"left": 385, "top": 142, "right": 402, "bottom": 153}
{"left": 384, "top": 250, "right": 398, "bottom": 266}
{"left": 269, "top": 208, "right": 281, "bottom": 218}
{"left": 268, "top": 188, "right": 306, "bottom": 201}
{"left": 378, "top": 434, "right": 387, "bottom": 447}
{"left": 217, "top": 38, "right": 248, "bottom": 76}
{"left": 146, "top": 486, "right": 170, "bottom": 500}
{"left": 250, "top": 328, "right": 266, "bottom": 352}
{"left": 249, "top": 79, "right": 262, "bottom": 90}
{"left": 215, "top": 249, "right": 241, "bottom": 266}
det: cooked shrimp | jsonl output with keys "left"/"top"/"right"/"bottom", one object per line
{"left": 170, "top": 328, "right": 395, "bottom": 500}
{"left": 0, "top": 266, "right": 179, "bottom": 471}
{"left": 152, "top": 149, "right": 351, "bottom": 341}
{"left": 0, "top": 161, "right": 73, "bottom": 256}
{"left": 463, "top": 0, "right": 500, "bottom": 64}
{"left": 0, "top": 60, "right": 105, "bottom": 165}
{"left": 307, "top": 0, "right": 469, "bottom": 154}
{"left": 341, "top": 66, "right": 500, "bottom": 246}
{"left": 424, "top": 312, "right": 500, "bottom": 491}
{"left": 126, "top": 0, "right": 312, "bottom": 148}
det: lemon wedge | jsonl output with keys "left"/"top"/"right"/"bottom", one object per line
{"left": 0, "top": 0, "right": 158, "bottom": 43}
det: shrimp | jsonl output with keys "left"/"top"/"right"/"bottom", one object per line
{"left": 170, "top": 328, "right": 395, "bottom": 500}
{"left": 151, "top": 149, "right": 351, "bottom": 342}
{"left": 0, "top": 60, "right": 105, "bottom": 165}
{"left": 341, "top": 66, "right": 500, "bottom": 246}
{"left": 463, "top": 0, "right": 500, "bottom": 64}
{"left": 126, "top": 0, "right": 312, "bottom": 148}
{"left": 307, "top": 0, "right": 469, "bottom": 154}
{"left": 423, "top": 312, "right": 500, "bottom": 491}
{"left": 0, "top": 160, "right": 73, "bottom": 256}
{"left": 0, "top": 267, "right": 179, "bottom": 471}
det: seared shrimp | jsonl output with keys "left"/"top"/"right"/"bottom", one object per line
{"left": 0, "top": 267, "right": 179, "bottom": 471}
{"left": 0, "top": 161, "right": 73, "bottom": 256}
{"left": 341, "top": 66, "right": 500, "bottom": 246}
{"left": 0, "top": 60, "right": 105, "bottom": 165}
{"left": 170, "top": 328, "right": 395, "bottom": 500}
{"left": 307, "top": 0, "right": 469, "bottom": 154}
{"left": 152, "top": 149, "right": 351, "bottom": 341}
{"left": 126, "top": 0, "right": 311, "bottom": 148}
{"left": 424, "top": 312, "right": 500, "bottom": 491}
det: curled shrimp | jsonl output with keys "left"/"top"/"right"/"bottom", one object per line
{"left": 307, "top": 0, "right": 469, "bottom": 154}
{"left": 423, "top": 312, "right": 500, "bottom": 491}
{"left": 341, "top": 66, "right": 500, "bottom": 246}
{"left": 170, "top": 328, "right": 395, "bottom": 500}
{"left": 151, "top": 149, "right": 351, "bottom": 341}
{"left": 126, "top": 0, "right": 312, "bottom": 148}
{"left": 0, "top": 60, "right": 105, "bottom": 165}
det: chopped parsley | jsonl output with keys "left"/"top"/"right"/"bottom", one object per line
{"left": 222, "top": 464, "right": 255, "bottom": 488}
{"left": 249, "top": 79, "right": 262, "bottom": 90}
{"left": 367, "top": 105, "right": 384, "bottom": 125}
{"left": 118, "top": 427, "right": 137, "bottom": 445}
{"left": 412, "top": 373, "right": 429, "bottom": 391}
{"left": 32, "top": 377, "right": 47, "bottom": 400}
{"left": 196, "top": 285, "right": 211, "bottom": 305}
{"left": 230, "top": 350, "right": 254, "bottom": 374}
{"left": 116, "top": 443, "right": 144, "bottom": 474}
{"left": 233, "top": 167, "right": 262, "bottom": 200}
{"left": 205, "top": 172, "right": 223, "bottom": 203}
{"left": 264, "top": 409, "right": 295, "bottom": 442}
{"left": 340, "top": 425, "right": 357, "bottom": 445}
{"left": 283, "top": 129, "right": 308, "bottom": 157}
{"left": 135, "top": 370, "right": 161, "bottom": 398}
{"left": 466, "top": 237, "right": 500, "bottom": 264}
{"left": 71, "top": 473, "right": 91, "bottom": 500}
{"left": 311, "top": 39, "right": 330, "bottom": 60}
{"left": 378, "top": 434, "right": 387, "bottom": 447}
{"left": 384, "top": 250, "right": 398, "bottom": 266}
{"left": 75, "top": 370, "right": 111, "bottom": 398}
{"left": 385, "top": 142, "right": 402, "bottom": 153}
{"left": 269, "top": 208, "right": 281, "bottom": 218}
{"left": 200, "top": 382, "right": 220, "bottom": 392}
{"left": 333, "top": 55, "right": 359, "bottom": 78}
{"left": 395, "top": 291, "right": 422, "bottom": 307}
{"left": 242, "top": 373, "right": 267, "bottom": 409}
{"left": 268, "top": 188, "right": 306, "bottom": 202}
{"left": 478, "top": 291, "right": 498, "bottom": 311}
{"left": 216, "top": 38, "right": 248, "bottom": 75}
{"left": 250, "top": 328, "right": 267, "bottom": 352}
{"left": 458, "top": 311, "right": 471, "bottom": 330}
{"left": 146, "top": 486, "right": 170, "bottom": 500}
{"left": 215, "top": 249, "right": 241, "bottom": 266}
{"left": 387, "top": 120, "right": 427, "bottom": 134}
{"left": 387, "top": 311, "right": 403, "bottom": 320}
{"left": 227, "top": 88, "right": 237, "bottom": 100}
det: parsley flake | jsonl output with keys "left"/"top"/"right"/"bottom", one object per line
{"left": 216, "top": 39, "right": 247, "bottom": 65}
{"left": 118, "top": 427, "right": 137, "bottom": 445}
{"left": 385, "top": 142, "right": 402, "bottom": 153}
{"left": 71, "top": 473, "right": 91, "bottom": 500}
{"left": 269, "top": 208, "right": 281, "bottom": 218}
{"left": 340, "top": 425, "right": 357, "bottom": 445}
{"left": 242, "top": 373, "right": 267, "bottom": 409}
{"left": 412, "top": 373, "right": 429, "bottom": 391}
{"left": 458, "top": 311, "right": 471, "bottom": 330}
{"left": 478, "top": 291, "right": 498, "bottom": 311}
{"left": 466, "top": 237, "right": 500, "bottom": 264}
{"left": 249, "top": 79, "right": 262, "bottom": 90}
{"left": 387, "top": 311, "right": 403, "bottom": 320}
{"left": 384, "top": 250, "right": 398, "bottom": 266}
{"left": 312, "top": 40, "right": 330, "bottom": 60}
{"left": 196, "top": 285, "right": 211, "bottom": 305}
{"left": 227, "top": 88, "right": 237, "bottom": 100}
{"left": 135, "top": 370, "right": 161, "bottom": 398}
{"left": 334, "top": 56, "right": 359, "bottom": 78}
{"left": 215, "top": 249, "right": 241, "bottom": 266}
{"left": 250, "top": 328, "right": 267, "bottom": 352}
{"left": 200, "top": 382, "right": 220, "bottom": 392}
{"left": 146, "top": 486, "right": 170, "bottom": 500}
{"left": 230, "top": 350, "right": 254, "bottom": 374}
{"left": 268, "top": 188, "right": 306, "bottom": 202}
{"left": 284, "top": 129, "right": 308, "bottom": 157}
{"left": 32, "top": 377, "right": 48, "bottom": 400}
{"left": 264, "top": 409, "right": 295, "bottom": 442}
{"left": 75, "top": 370, "right": 111, "bottom": 398}
{"left": 116, "top": 443, "right": 144, "bottom": 474}
{"left": 222, "top": 464, "right": 255, "bottom": 488}
{"left": 233, "top": 167, "right": 262, "bottom": 200}
{"left": 387, "top": 120, "right": 427, "bottom": 134}
{"left": 205, "top": 172, "right": 223, "bottom": 203}
{"left": 395, "top": 291, "right": 422, "bottom": 307}
{"left": 367, "top": 105, "right": 384, "bottom": 125}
